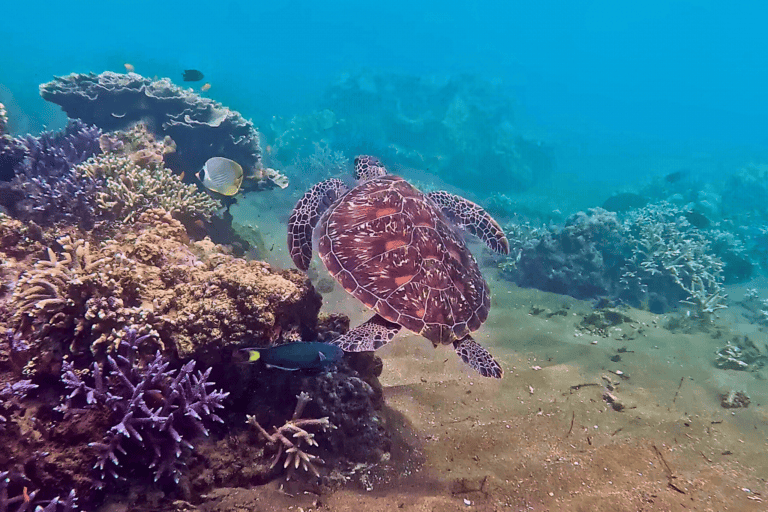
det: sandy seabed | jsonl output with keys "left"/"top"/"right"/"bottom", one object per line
{"left": 209, "top": 194, "right": 768, "bottom": 512}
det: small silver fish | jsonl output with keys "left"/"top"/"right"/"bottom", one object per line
{"left": 197, "top": 157, "right": 244, "bottom": 196}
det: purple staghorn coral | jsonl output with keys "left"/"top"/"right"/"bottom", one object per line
{"left": 0, "top": 120, "right": 102, "bottom": 229}
{"left": 0, "top": 379, "right": 37, "bottom": 430}
{"left": 58, "top": 328, "right": 229, "bottom": 487}
{"left": 0, "top": 474, "right": 77, "bottom": 512}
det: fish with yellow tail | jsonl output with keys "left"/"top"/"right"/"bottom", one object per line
{"left": 240, "top": 341, "right": 344, "bottom": 371}
{"left": 197, "top": 156, "right": 244, "bottom": 196}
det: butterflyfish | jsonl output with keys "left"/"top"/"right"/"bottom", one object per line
{"left": 197, "top": 157, "right": 244, "bottom": 196}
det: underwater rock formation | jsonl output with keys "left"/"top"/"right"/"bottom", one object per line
{"left": 0, "top": 103, "right": 26, "bottom": 182}
{"left": 510, "top": 208, "right": 634, "bottom": 303}
{"left": 39, "top": 71, "right": 270, "bottom": 185}
{"left": 0, "top": 120, "right": 102, "bottom": 230}
{"left": 240, "top": 352, "right": 389, "bottom": 482}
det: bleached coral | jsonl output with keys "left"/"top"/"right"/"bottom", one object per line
{"left": 625, "top": 202, "right": 727, "bottom": 319}
{"left": 247, "top": 391, "right": 330, "bottom": 478}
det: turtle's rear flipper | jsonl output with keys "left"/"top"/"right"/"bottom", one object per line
{"left": 288, "top": 178, "right": 348, "bottom": 271}
{"left": 331, "top": 314, "right": 401, "bottom": 352}
{"left": 453, "top": 336, "right": 503, "bottom": 378}
{"left": 427, "top": 191, "right": 510, "bottom": 255}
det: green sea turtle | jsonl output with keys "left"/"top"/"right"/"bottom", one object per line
{"left": 287, "top": 156, "right": 509, "bottom": 378}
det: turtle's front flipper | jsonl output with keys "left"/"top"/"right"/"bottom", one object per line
{"left": 288, "top": 178, "right": 348, "bottom": 271}
{"left": 331, "top": 314, "right": 401, "bottom": 352}
{"left": 427, "top": 191, "right": 510, "bottom": 255}
{"left": 453, "top": 336, "right": 503, "bottom": 378}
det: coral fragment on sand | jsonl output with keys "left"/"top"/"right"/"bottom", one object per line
{"left": 247, "top": 391, "right": 330, "bottom": 478}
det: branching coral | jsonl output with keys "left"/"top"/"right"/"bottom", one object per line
{"left": 505, "top": 203, "right": 729, "bottom": 317}
{"left": 0, "top": 474, "right": 77, "bottom": 512}
{"left": 10, "top": 235, "right": 151, "bottom": 373}
{"left": 75, "top": 123, "right": 219, "bottom": 223}
{"left": 0, "top": 379, "right": 37, "bottom": 429}
{"left": 8, "top": 209, "right": 321, "bottom": 371}
{"left": 714, "top": 336, "right": 767, "bottom": 371}
{"left": 247, "top": 392, "right": 329, "bottom": 478}
{"left": 0, "top": 121, "right": 102, "bottom": 229}
{"left": 58, "top": 328, "right": 228, "bottom": 486}
{"left": 625, "top": 202, "right": 726, "bottom": 319}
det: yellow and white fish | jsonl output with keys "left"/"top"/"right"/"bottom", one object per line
{"left": 197, "top": 157, "right": 244, "bottom": 196}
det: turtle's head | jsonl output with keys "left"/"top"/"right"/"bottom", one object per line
{"left": 354, "top": 155, "right": 388, "bottom": 182}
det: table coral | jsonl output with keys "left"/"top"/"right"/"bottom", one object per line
{"left": 39, "top": 72, "right": 264, "bottom": 183}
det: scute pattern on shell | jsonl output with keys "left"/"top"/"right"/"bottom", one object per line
{"left": 318, "top": 175, "right": 490, "bottom": 346}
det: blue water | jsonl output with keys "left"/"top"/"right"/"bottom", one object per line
{"left": 3, "top": 1, "right": 767, "bottom": 165}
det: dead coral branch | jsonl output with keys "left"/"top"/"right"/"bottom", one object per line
{"left": 247, "top": 391, "right": 330, "bottom": 478}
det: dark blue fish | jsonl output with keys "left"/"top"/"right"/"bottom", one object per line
{"left": 183, "top": 69, "right": 205, "bottom": 82}
{"left": 241, "top": 341, "right": 343, "bottom": 371}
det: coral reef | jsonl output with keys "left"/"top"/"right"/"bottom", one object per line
{"left": 8, "top": 209, "right": 321, "bottom": 374}
{"left": 241, "top": 353, "right": 389, "bottom": 481}
{"left": 247, "top": 391, "right": 329, "bottom": 478}
{"left": 0, "top": 103, "right": 6, "bottom": 135}
{"left": 505, "top": 203, "right": 729, "bottom": 316}
{"left": 0, "top": 103, "right": 27, "bottom": 182}
{"left": 58, "top": 328, "right": 228, "bottom": 486}
{"left": 509, "top": 208, "right": 634, "bottom": 303}
{"left": 316, "top": 71, "right": 553, "bottom": 194}
{"left": 10, "top": 235, "right": 149, "bottom": 374}
{"left": 76, "top": 123, "right": 220, "bottom": 223}
{"left": 0, "top": 121, "right": 102, "bottom": 229}
{"left": 39, "top": 72, "right": 276, "bottom": 188}
{"left": 624, "top": 202, "right": 726, "bottom": 318}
